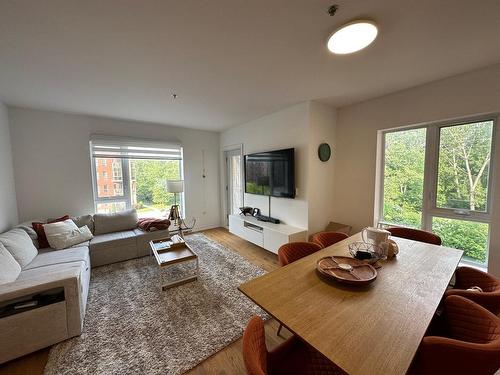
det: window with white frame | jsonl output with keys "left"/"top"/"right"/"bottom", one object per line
{"left": 378, "top": 117, "right": 495, "bottom": 265}
{"left": 90, "top": 136, "right": 184, "bottom": 218}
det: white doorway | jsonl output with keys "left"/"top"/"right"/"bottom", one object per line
{"left": 224, "top": 148, "right": 243, "bottom": 226}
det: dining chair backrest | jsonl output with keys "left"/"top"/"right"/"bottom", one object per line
{"left": 386, "top": 227, "right": 442, "bottom": 245}
{"left": 415, "top": 295, "right": 500, "bottom": 374}
{"left": 445, "top": 266, "right": 500, "bottom": 315}
{"left": 242, "top": 316, "right": 267, "bottom": 375}
{"left": 277, "top": 242, "right": 322, "bottom": 266}
{"left": 242, "top": 316, "right": 344, "bottom": 375}
{"left": 311, "top": 231, "right": 349, "bottom": 249}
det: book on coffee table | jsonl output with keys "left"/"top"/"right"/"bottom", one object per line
{"left": 151, "top": 235, "right": 185, "bottom": 253}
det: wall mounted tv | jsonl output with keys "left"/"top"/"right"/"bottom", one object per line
{"left": 244, "top": 148, "right": 295, "bottom": 198}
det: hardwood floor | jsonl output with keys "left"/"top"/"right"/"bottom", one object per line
{"left": 0, "top": 227, "right": 287, "bottom": 375}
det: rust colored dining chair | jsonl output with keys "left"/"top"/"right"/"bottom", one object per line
{"left": 386, "top": 227, "right": 442, "bottom": 245}
{"left": 445, "top": 266, "right": 500, "bottom": 315}
{"left": 311, "top": 231, "right": 349, "bottom": 249}
{"left": 242, "top": 315, "right": 344, "bottom": 375}
{"left": 276, "top": 242, "right": 322, "bottom": 335}
{"left": 413, "top": 295, "right": 500, "bottom": 375}
{"left": 277, "top": 242, "right": 322, "bottom": 267}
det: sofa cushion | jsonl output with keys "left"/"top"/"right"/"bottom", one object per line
{"left": 0, "top": 228, "right": 38, "bottom": 268}
{"left": 25, "top": 247, "right": 90, "bottom": 270}
{"left": 44, "top": 241, "right": 91, "bottom": 251}
{"left": 43, "top": 220, "right": 93, "bottom": 250}
{"left": 71, "top": 215, "right": 94, "bottom": 234}
{"left": 14, "top": 221, "right": 40, "bottom": 247}
{"left": 133, "top": 228, "right": 170, "bottom": 257}
{"left": 49, "top": 226, "right": 93, "bottom": 250}
{"left": 16, "top": 261, "right": 86, "bottom": 282}
{"left": 71, "top": 240, "right": 90, "bottom": 248}
{"left": 0, "top": 242, "right": 21, "bottom": 284}
{"left": 90, "top": 230, "right": 136, "bottom": 250}
{"left": 89, "top": 230, "right": 137, "bottom": 266}
{"left": 32, "top": 215, "right": 70, "bottom": 249}
{"left": 93, "top": 209, "right": 138, "bottom": 235}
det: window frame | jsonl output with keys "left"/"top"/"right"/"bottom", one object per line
{"left": 91, "top": 158, "right": 131, "bottom": 210}
{"left": 376, "top": 115, "right": 497, "bottom": 265}
{"left": 90, "top": 137, "right": 184, "bottom": 216}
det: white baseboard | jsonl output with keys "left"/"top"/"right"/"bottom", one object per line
{"left": 192, "top": 223, "right": 222, "bottom": 232}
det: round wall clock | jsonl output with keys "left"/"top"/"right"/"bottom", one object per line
{"left": 318, "top": 143, "right": 331, "bottom": 162}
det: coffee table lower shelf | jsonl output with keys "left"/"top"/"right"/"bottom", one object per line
{"left": 159, "top": 258, "right": 199, "bottom": 290}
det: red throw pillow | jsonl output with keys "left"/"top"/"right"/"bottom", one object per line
{"left": 32, "top": 215, "right": 70, "bottom": 248}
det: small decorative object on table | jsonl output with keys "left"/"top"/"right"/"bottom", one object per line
{"left": 239, "top": 206, "right": 253, "bottom": 216}
{"left": 317, "top": 256, "right": 377, "bottom": 285}
{"left": 348, "top": 241, "right": 385, "bottom": 263}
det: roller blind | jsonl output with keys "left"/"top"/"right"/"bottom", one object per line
{"left": 90, "top": 135, "right": 182, "bottom": 160}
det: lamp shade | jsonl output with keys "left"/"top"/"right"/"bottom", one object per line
{"left": 166, "top": 180, "right": 184, "bottom": 193}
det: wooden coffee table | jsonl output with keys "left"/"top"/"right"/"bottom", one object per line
{"left": 149, "top": 235, "right": 199, "bottom": 290}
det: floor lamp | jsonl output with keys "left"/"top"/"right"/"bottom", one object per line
{"left": 166, "top": 180, "right": 184, "bottom": 237}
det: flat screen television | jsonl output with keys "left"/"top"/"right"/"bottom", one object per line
{"left": 244, "top": 148, "right": 295, "bottom": 198}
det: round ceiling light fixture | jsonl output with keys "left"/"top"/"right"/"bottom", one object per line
{"left": 327, "top": 20, "right": 378, "bottom": 54}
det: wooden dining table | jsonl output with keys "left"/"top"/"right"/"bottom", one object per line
{"left": 238, "top": 233, "right": 463, "bottom": 375}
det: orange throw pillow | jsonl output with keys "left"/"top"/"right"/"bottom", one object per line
{"left": 32, "top": 215, "right": 70, "bottom": 249}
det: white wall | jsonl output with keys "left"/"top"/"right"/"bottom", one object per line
{"left": 307, "top": 102, "right": 337, "bottom": 235}
{"left": 219, "top": 101, "right": 337, "bottom": 234}
{"left": 0, "top": 103, "right": 18, "bottom": 232}
{"left": 8, "top": 107, "right": 220, "bottom": 230}
{"left": 220, "top": 102, "right": 310, "bottom": 229}
{"left": 333, "top": 63, "right": 500, "bottom": 276}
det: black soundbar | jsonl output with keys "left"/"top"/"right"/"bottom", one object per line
{"left": 255, "top": 214, "right": 280, "bottom": 224}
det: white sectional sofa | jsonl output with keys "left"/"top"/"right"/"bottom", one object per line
{"left": 0, "top": 209, "right": 169, "bottom": 364}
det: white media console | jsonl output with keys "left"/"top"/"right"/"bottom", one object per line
{"left": 228, "top": 214, "right": 307, "bottom": 254}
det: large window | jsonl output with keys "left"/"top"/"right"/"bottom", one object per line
{"left": 90, "top": 137, "right": 183, "bottom": 218}
{"left": 379, "top": 118, "right": 495, "bottom": 265}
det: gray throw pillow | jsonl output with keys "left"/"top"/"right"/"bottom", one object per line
{"left": 14, "top": 220, "right": 42, "bottom": 248}
{"left": 93, "top": 209, "right": 138, "bottom": 235}
{"left": 0, "top": 228, "right": 38, "bottom": 268}
{"left": 0, "top": 242, "right": 21, "bottom": 284}
{"left": 72, "top": 214, "right": 95, "bottom": 234}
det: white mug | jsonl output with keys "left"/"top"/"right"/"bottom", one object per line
{"left": 362, "top": 227, "right": 391, "bottom": 247}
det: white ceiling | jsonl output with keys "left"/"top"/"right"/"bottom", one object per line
{"left": 1, "top": 0, "right": 500, "bottom": 131}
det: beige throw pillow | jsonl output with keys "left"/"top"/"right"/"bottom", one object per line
{"left": 44, "top": 220, "right": 94, "bottom": 250}
{"left": 0, "top": 242, "right": 21, "bottom": 284}
{"left": 0, "top": 228, "right": 38, "bottom": 268}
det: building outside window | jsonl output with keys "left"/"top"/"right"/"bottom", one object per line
{"left": 112, "top": 160, "right": 122, "bottom": 180}
{"left": 90, "top": 137, "right": 184, "bottom": 218}
{"left": 378, "top": 118, "right": 495, "bottom": 266}
{"left": 114, "top": 182, "right": 123, "bottom": 195}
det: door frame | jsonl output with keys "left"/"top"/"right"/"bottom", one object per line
{"left": 222, "top": 144, "right": 244, "bottom": 227}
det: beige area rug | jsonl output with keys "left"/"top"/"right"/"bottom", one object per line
{"left": 44, "top": 233, "right": 267, "bottom": 375}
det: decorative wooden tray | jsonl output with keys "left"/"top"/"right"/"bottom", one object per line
{"left": 150, "top": 235, "right": 186, "bottom": 253}
{"left": 316, "top": 256, "right": 377, "bottom": 285}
